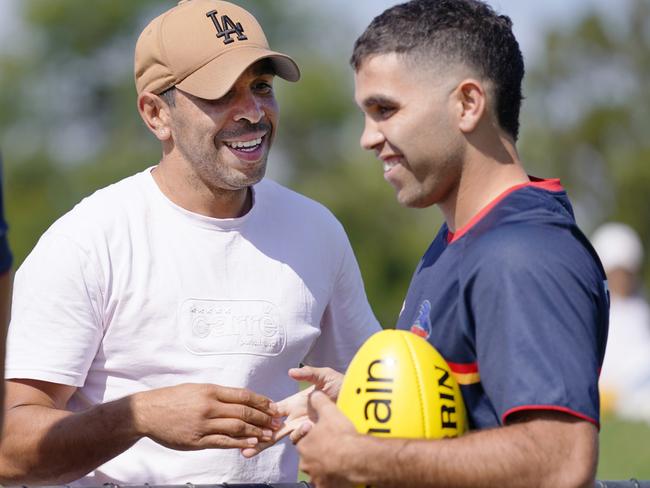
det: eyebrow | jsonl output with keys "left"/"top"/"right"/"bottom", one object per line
{"left": 362, "top": 95, "right": 398, "bottom": 109}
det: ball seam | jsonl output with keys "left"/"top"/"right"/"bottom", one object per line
{"left": 400, "top": 332, "right": 430, "bottom": 437}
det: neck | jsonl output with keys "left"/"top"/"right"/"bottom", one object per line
{"left": 439, "top": 134, "right": 528, "bottom": 232}
{"left": 152, "top": 158, "right": 252, "bottom": 219}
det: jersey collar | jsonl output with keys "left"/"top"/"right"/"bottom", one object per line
{"left": 446, "top": 177, "right": 564, "bottom": 244}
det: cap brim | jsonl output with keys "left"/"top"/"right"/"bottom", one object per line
{"left": 175, "top": 46, "right": 300, "bottom": 100}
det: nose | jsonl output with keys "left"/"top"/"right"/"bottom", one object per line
{"left": 233, "top": 90, "right": 264, "bottom": 124}
{"left": 360, "top": 116, "right": 385, "bottom": 152}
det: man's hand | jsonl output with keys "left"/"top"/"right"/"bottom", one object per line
{"left": 0, "top": 380, "right": 281, "bottom": 485}
{"left": 297, "top": 390, "right": 357, "bottom": 488}
{"left": 240, "top": 366, "right": 343, "bottom": 458}
{"left": 133, "top": 383, "right": 280, "bottom": 450}
{"left": 301, "top": 399, "right": 599, "bottom": 488}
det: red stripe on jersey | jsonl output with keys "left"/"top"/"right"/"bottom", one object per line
{"left": 502, "top": 405, "right": 599, "bottom": 429}
{"left": 447, "top": 361, "right": 479, "bottom": 374}
{"left": 528, "top": 177, "right": 563, "bottom": 192}
{"left": 447, "top": 177, "right": 564, "bottom": 244}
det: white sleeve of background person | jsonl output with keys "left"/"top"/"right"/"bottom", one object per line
{"left": 302, "top": 236, "right": 381, "bottom": 372}
{"left": 6, "top": 229, "right": 104, "bottom": 387}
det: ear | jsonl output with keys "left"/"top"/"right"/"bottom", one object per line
{"left": 454, "top": 79, "right": 487, "bottom": 134}
{"left": 137, "top": 92, "right": 172, "bottom": 141}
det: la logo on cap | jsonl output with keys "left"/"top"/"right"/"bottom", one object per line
{"left": 206, "top": 9, "right": 248, "bottom": 45}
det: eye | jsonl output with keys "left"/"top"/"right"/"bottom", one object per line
{"left": 253, "top": 80, "right": 274, "bottom": 95}
{"left": 372, "top": 104, "right": 396, "bottom": 120}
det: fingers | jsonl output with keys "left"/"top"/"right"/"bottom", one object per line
{"left": 273, "top": 386, "right": 311, "bottom": 417}
{"left": 289, "top": 366, "right": 338, "bottom": 383}
{"left": 308, "top": 389, "right": 339, "bottom": 421}
{"left": 240, "top": 436, "right": 278, "bottom": 458}
{"left": 240, "top": 416, "right": 313, "bottom": 458}
{"left": 289, "top": 420, "right": 313, "bottom": 444}
{"left": 288, "top": 366, "right": 317, "bottom": 381}
{"left": 198, "top": 433, "right": 262, "bottom": 449}
{"left": 210, "top": 401, "right": 278, "bottom": 429}
{"left": 204, "top": 418, "right": 274, "bottom": 442}
{"left": 211, "top": 385, "right": 277, "bottom": 416}
{"left": 289, "top": 367, "right": 344, "bottom": 401}
{"left": 241, "top": 444, "right": 266, "bottom": 458}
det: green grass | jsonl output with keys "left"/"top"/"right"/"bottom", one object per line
{"left": 598, "top": 414, "right": 650, "bottom": 480}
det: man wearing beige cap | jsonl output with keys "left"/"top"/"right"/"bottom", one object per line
{"left": 0, "top": 0, "right": 379, "bottom": 485}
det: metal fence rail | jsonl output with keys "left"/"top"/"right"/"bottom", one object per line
{"left": 596, "top": 482, "right": 650, "bottom": 488}
{"left": 25, "top": 481, "right": 650, "bottom": 488}
{"left": 35, "top": 485, "right": 311, "bottom": 488}
{"left": 36, "top": 485, "right": 311, "bottom": 488}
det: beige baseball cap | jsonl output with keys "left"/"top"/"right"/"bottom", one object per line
{"left": 134, "top": 0, "right": 300, "bottom": 99}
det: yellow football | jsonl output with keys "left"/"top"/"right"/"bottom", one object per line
{"left": 337, "top": 329, "right": 467, "bottom": 440}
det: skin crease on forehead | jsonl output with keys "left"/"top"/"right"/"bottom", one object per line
{"left": 354, "top": 52, "right": 471, "bottom": 210}
{"left": 153, "top": 60, "right": 280, "bottom": 219}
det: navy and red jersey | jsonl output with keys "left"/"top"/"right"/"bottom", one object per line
{"left": 396, "top": 178, "right": 609, "bottom": 430}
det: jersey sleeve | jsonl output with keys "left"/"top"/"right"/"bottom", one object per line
{"left": 462, "top": 225, "right": 608, "bottom": 426}
{"left": 302, "top": 233, "right": 380, "bottom": 373}
{"left": 6, "top": 230, "right": 104, "bottom": 386}
{"left": 0, "top": 155, "right": 13, "bottom": 274}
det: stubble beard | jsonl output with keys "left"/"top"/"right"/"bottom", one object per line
{"left": 176, "top": 133, "right": 268, "bottom": 195}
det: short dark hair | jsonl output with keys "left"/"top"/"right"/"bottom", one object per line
{"left": 158, "top": 86, "right": 176, "bottom": 107}
{"left": 351, "top": 0, "right": 524, "bottom": 140}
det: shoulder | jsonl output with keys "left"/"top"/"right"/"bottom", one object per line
{"left": 42, "top": 171, "right": 149, "bottom": 250}
{"left": 461, "top": 216, "right": 603, "bottom": 287}
{"left": 55, "top": 171, "right": 148, "bottom": 227}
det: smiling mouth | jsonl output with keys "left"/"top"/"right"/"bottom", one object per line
{"left": 224, "top": 137, "right": 263, "bottom": 153}
{"left": 383, "top": 161, "right": 396, "bottom": 172}
{"left": 383, "top": 158, "right": 404, "bottom": 172}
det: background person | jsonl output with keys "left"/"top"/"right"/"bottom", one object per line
{"left": 0, "top": 1, "right": 379, "bottom": 485}
{"left": 293, "top": 1, "right": 608, "bottom": 487}
{"left": 592, "top": 222, "right": 650, "bottom": 423}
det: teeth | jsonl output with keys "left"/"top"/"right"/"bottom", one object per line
{"left": 383, "top": 161, "right": 397, "bottom": 172}
{"left": 225, "top": 137, "right": 262, "bottom": 149}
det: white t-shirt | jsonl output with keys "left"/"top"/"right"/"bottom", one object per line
{"left": 6, "top": 168, "right": 380, "bottom": 485}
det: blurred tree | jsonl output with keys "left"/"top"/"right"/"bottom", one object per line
{"left": 0, "top": 0, "right": 164, "bottom": 261}
{"left": 520, "top": 0, "right": 650, "bottom": 291}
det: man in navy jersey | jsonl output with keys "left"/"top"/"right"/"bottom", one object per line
{"left": 291, "top": 1, "right": 609, "bottom": 487}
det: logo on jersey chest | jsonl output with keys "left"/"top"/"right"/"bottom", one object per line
{"left": 410, "top": 299, "right": 432, "bottom": 339}
{"left": 206, "top": 10, "right": 248, "bottom": 44}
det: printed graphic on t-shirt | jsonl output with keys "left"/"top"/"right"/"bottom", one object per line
{"left": 180, "top": 299, "right": 286, "bottom": 356}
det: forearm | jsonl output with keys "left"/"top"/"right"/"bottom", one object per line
{"left": 340, "top": 417, "right": 597, "bottom": 488}
{"left": 0, "top": 395, "right": 141, "bottom": 485}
